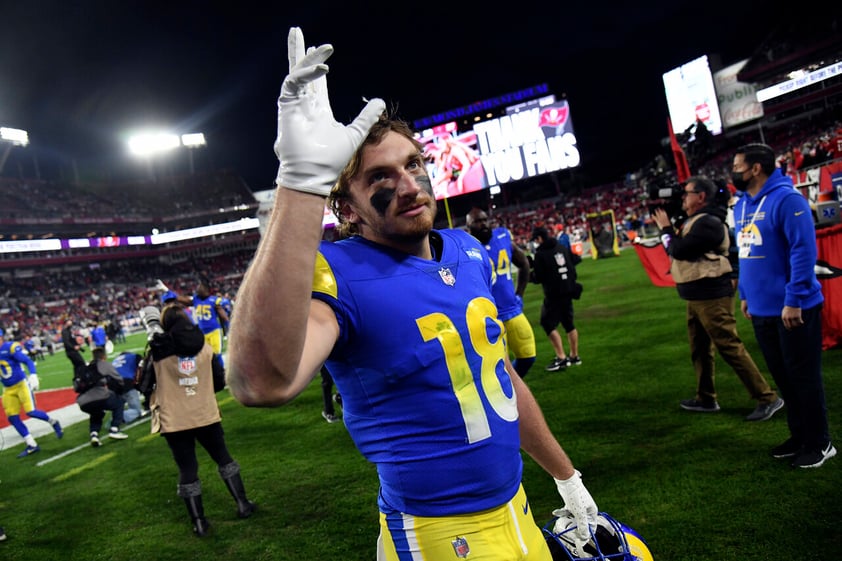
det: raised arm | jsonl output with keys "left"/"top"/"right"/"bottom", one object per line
{"left": 226, "top": 27, "right": 383, "bottom": 407}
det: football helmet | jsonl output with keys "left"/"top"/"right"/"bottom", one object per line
{"left": 543, "top": 510, "right": 653, "bottom": 561}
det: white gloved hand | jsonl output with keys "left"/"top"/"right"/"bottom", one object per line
{"left": 554, "top": 470, "right": 598, "bottom": 542}
{"left": 274, "top": 26, "right": 385, "bottom": 196}
{"left": 28, "top": 373, "right": 40, "bottom": 391}
{"left": 154, "top": 279, "right": 169, "bottom": 292}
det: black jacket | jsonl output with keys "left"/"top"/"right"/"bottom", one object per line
{"left": 61, "top": 326, "right": 77, "bottom": 350}
{"left": 530, "top": 237, "right": 581, "bottom": 300}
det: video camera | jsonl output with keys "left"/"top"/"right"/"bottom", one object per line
{"left": 638, "top": 167, "right": 686, "bottom": 226}
{"left": 139, "top": 306, "right": 164, "bottom": 341}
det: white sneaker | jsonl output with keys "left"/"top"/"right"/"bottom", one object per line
{"left": 108, "top": 428, "right": 128, "bottom": 440}
{"left": 321, "top": 411, "right": 340, "bottom": 424}
{"left": 90, "top": 432, "right": 101, "bottom": 447}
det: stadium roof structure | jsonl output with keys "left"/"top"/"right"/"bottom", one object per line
{"left": 736, "top": 14, "right": 842, "bottom": 121}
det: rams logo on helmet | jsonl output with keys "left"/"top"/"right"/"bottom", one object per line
{"left": 543, "top": 511, "right": 653, "bottom": 561}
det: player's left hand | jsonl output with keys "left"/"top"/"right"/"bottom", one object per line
{"left": 28, "top": 374, "right": 40, "bottom": 391}
{"left": 554, "top": 470, "right": 598, "bottom": 541}
{"left": 274, "top": 26, "right": 385, "bottom": 197}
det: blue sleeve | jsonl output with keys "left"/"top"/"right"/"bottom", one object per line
{"left": 779, "top": 192, "right": 819, "bottom": 308}
{"left": 13, "top": 343, "right": 37, "bottom": 374}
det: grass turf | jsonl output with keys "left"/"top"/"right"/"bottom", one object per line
{"left": 0, "top": 249, "right": 839, "bottom": 560}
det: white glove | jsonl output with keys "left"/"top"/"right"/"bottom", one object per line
{"left": 28, "top": 373, "right": 40, "bottom": 391}
{"left": 154, "top": 279, "right": 169, "bottom": 292}
{"left": 274, "top": 26, "right": 385, "bottom": 196}
{"left": 554, "top": 470, "right": 598, "bottom": 542}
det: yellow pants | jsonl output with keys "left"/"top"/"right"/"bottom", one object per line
{"left": 2, "top": 380, "right": 35, "bottom": 417}
{"left": 203, "top": 328, "right": 223, "bottom": 355}
{"left": 377, "top": 484, "right": 551, "bottom": 561}
{"left": 503, "top": 313, "right": 537, "bottom": 360}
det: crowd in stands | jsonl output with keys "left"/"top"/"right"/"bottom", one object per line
{"left": 1, "top": 113, "right": 839, "bottom": 356}
{"left": 0, "top": 249, "right": 254, "bottom": 358}
{"left": 0, "top": 169, "right": 257, "bottom": 240}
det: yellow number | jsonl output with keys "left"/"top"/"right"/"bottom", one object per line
{"left": 416, "top": 297, "right": 517, "bottom": 444}
{"left": 495, "top": 248, "right": 512, "bottom": 281}
{"left": 196, "top": 304, "right": 212, "bottom": 321}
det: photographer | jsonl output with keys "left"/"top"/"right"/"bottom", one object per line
{"left": 653, "top": 176, "right": 784, "bottom": 423}
{"left": 141, "top": 303, "right": 255, "bottom": 537}
{"left": 77, "top": 347, "right": 128, "bottom": 446}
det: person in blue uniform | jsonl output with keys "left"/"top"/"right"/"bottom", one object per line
{"left": 0, "top": 337, "right": 63, "bottom": 457}
{"left": 178, "top": 278, "right": 228, "bottom": 362}
{"left": 111, "top": 351, "right": 145, "bottom": 422}
{"left": 227, "top": 27, "right": 598, "bottom": 561}
{"left": 219, "top": 294, "right": 233, "bottom": 336}
{"left": 91, "top": 322, "right": 108, "bottom": 350}
{"left": 466, "top": 207, "right": 537, "bottom": 378}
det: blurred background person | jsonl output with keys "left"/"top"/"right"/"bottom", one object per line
{"left": 176, "top": 276, "right": 229, "bottom": 366}
{"left": 1, "top": 335, "right": 63, "bottom": 457}
{"left": 111, "top": 350, "right": 145, "bottom": 422}
{"left": 77, "top": 347, "right": 129, "bottom": 446}
{"left": 61, "top": 317, "right": 86, "bottom": 370}
{"left": 466, "top": 207, "right": 537, "bottom": 378}
{"left": 530, "top": 226, "right": 583, "bottom": 371}
{"left": 319, "top": 365, "right": 341, "bottom": 424}
{"left": 91, "top": 321, "right": 108, "bottom": 351}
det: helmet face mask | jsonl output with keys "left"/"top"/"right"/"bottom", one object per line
{"left": 543, "top": 511, "right": 653, "bottom": 561}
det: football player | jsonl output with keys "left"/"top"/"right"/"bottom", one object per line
{"left": 0, "top": 336, "right": 63, "bottom": 457}
{"left": 177, "top": 277, "right": 228, "bottom": 364}
{"left": 466, "top": 207, "right": 537, "bottom": 378}
{"left": 227, "top": 27, "right": 599, "bottom": 560}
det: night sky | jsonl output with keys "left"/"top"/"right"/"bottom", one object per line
{"left": 0, "top": 1, "right": 784, "bottom": 190}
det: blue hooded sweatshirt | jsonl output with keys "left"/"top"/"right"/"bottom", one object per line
{"left": 734, "top": 168, "right": 824, "bottom": 317}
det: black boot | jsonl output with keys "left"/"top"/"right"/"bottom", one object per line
{"left": 177, "top": 481, "right": 210, "bottom": 537}
{"left": 219, "top": 461, "right": 256, "bottom": 518}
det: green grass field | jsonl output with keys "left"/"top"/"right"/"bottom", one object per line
{"left": 1, "top": 250, "right": 839, "bottom": 560}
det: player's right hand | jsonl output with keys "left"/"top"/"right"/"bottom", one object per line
{"left": 274, "top": 26, "right": 385, "bottom": 197}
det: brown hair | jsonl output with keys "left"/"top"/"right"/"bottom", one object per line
{"left": 328, "top": 113, "right": 423, "bottom": 238}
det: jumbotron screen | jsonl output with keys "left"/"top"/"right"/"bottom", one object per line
{"left": 416, "top": 94, "right": 582, "bottom": 200}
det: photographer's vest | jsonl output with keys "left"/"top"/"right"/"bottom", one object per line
{"left": 669, "top": 214, "right": 732, "bottom": 284}
{"left": 149, "top": 343, "right": 221, "bottom": 434}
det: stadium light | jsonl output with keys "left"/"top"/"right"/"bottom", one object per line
{"left": 127, "top": 130, "right": 207, "bottom": 176}
{"left": 181, "top": 133, "right": 206, "bottom": 147}
{"left": 0, "top": 127, "right": 29, "bottom": 147}
{"left": 0, "top": 126, "right": 29, "bottom": 175}
{"left": 181, "top": 133, "right": 206, "bottom": 175}
{"left": 127, "top": 132, "right": 181, "bottom": 156}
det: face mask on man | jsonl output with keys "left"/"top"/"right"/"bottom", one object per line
{"left": 731, "top": 169, "right": 751, "bottom": 191}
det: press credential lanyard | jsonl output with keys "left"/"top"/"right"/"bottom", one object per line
{"left": 737, "top": 196, "right": 766, "bottom": 258}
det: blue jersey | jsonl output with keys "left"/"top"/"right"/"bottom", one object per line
{"left": 481, "top": 227, "right": 523, "bottom": 322}
{"left": 91, "top": 325, "right": 107, "bottom": 347}
{"left": 192, "top": 294, "right": 224, "bottom": 334}
{"left": 0, "top": 341, "right": 37, "bottom": 388}
{"left": 220, "top": 297, "right": 232, "bottom": 318}
{"left": 112, "top": 351, "right": 141, "bottom": 382}
{"left": 313, "top": 229, "right": 522, "bottom": 517}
